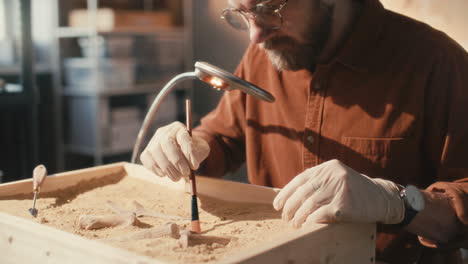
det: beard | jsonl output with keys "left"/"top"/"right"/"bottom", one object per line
{"left": 259, "top": 3, "right": 333, "bottom": 72}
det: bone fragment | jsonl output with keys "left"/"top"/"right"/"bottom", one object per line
{"left": 104, "top": 223, "right": 180, "bottom": 242}
{"left": 78, "top": 212, "right": 136, "bottom": 230}
{"left": 178, "top": 229, "right": 192, "bottom": 248}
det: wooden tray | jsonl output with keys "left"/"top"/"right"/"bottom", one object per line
{"left": 0, "top": 162, "right": 375, "bottom": 264}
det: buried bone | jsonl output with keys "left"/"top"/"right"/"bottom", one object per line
{"left": 79, "top": 212, "right": 137, "bottom": 230}
{"left": 177, "top": 229, "right": 234, "bottom": 249}
{"left": 178, "top": 229, "right": 191, "bottom": 248}
{"left": 103, "top": 222, "right": 180, "bottom": 242}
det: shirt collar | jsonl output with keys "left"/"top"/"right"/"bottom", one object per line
{"left": 334, "top": 0, "right": 386, "bottom": 72}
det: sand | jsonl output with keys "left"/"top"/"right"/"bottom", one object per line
{"left": 0, "top": 172, "right": 294, "bottom": 263}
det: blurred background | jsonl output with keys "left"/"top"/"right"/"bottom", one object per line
{"left": 0, "top": 0, "right": 466, "bottom": 183}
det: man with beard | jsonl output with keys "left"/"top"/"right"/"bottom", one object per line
{"left": 140, "top": 0, "right": 468, "bottom": 263}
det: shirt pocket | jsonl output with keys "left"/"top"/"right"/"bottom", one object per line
{"left": 340, "top": 136, "right": 418, "bottom": 182}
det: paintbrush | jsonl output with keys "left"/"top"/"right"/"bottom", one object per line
{"left": 186, "top": 99, "right": 201, "bottom": 233}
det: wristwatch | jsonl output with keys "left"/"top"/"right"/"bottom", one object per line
{"left": 398, "top": 185, "right": 425, "bottom": 226}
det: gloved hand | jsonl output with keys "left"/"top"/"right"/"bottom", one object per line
{"left": 140, "top": 122, "right": 210, "bottom": 181}
{"left": 273, "top": 159, "right": 405, "bottom": 228}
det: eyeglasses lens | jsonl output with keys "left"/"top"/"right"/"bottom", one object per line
{"left": 255, "top": 5, "right": 282, "bottom": 29}
{"left": 222, "top": 5, "right": 282, "bottom": 31}
{"left": 222, "top": 10, "right": 250, "bottom": 31}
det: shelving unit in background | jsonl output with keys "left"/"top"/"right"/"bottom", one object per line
{"left": 0, "top": 0, "right": 39, "bottom": 181}
{"left": 53, "top": 0, "right": 192, "bottom": 168}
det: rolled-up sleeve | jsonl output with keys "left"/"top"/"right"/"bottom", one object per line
{"left": 419, "top": 36, "right": 468, "bottom": 247}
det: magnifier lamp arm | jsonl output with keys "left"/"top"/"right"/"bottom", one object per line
{"left": 131, "top": 71, "right": 198, "bottom": 163}
{"left": 132, "top": 62, "right": 275, "bottom": 164}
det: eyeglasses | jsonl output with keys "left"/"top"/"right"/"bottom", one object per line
{"left": 221, "top": 0, "right": 289, "bottom": 32}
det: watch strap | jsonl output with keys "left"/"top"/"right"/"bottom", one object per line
{"left": 399, "top": 205, "right": 419, "bottom": 227}
{"left": 397, "top": 185, "right": 420, "bottom": 227}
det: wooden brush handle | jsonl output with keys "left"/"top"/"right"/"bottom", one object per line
{"left": 33, "top": 165, "right": 47, "bottom": 191}
{"left": 185, "top": 99, "right": 197, "bottom": 194}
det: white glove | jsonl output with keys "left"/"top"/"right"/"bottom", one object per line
{"left": 273, "top": 159, "right": 405, "bottom": 227}
{"left": 140, "top": 122, "right": 210, "bottom": 181}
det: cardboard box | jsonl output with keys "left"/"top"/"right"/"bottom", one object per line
{"left": 69, "top": 8, "right": 174, "bottom": 31}
{"left": 78, "top": 36, "right": 134, "bottom": 58}
{"left": 111, "top": 107, "right": 141, "bottom": 123}
{"left": 64, "top": 58, "right": 135, "bottom": 90}
{"left": 0, "top": 163, "right": 376, "bottom": 263}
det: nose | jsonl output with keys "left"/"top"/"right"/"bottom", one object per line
{"left": 248, "top": 20, "right": 275, "bottom": 44}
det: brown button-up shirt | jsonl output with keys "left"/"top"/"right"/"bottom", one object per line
{"left": 194, "top": 0, "right": 468, "bottom": 263}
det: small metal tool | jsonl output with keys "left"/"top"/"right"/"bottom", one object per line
{"left": 29, "top": 164, "right": 47, "bottom": 217}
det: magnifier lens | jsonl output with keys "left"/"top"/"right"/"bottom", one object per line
{"left": 208, "top": 76, "right": 227, "bottom": 88}
{"left": 195, "top": 61, "right": 275, "bottom": 102}
{"left": 198, "top": 73, "right": 229, "bottom": 89}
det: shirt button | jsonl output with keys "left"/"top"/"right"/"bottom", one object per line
{"left": 307, "top": 136, "right": 315, "bottom": 144}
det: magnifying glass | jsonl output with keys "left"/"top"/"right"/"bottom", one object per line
{"left": 194, "top": 62, "right": 275, "bottom": 102}
{"left": 131, "top": 62, "right": 275, "bottom": 163}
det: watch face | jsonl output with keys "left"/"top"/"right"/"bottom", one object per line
{"left": 406, "top": 185, "right": 425, "bottom": 212}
